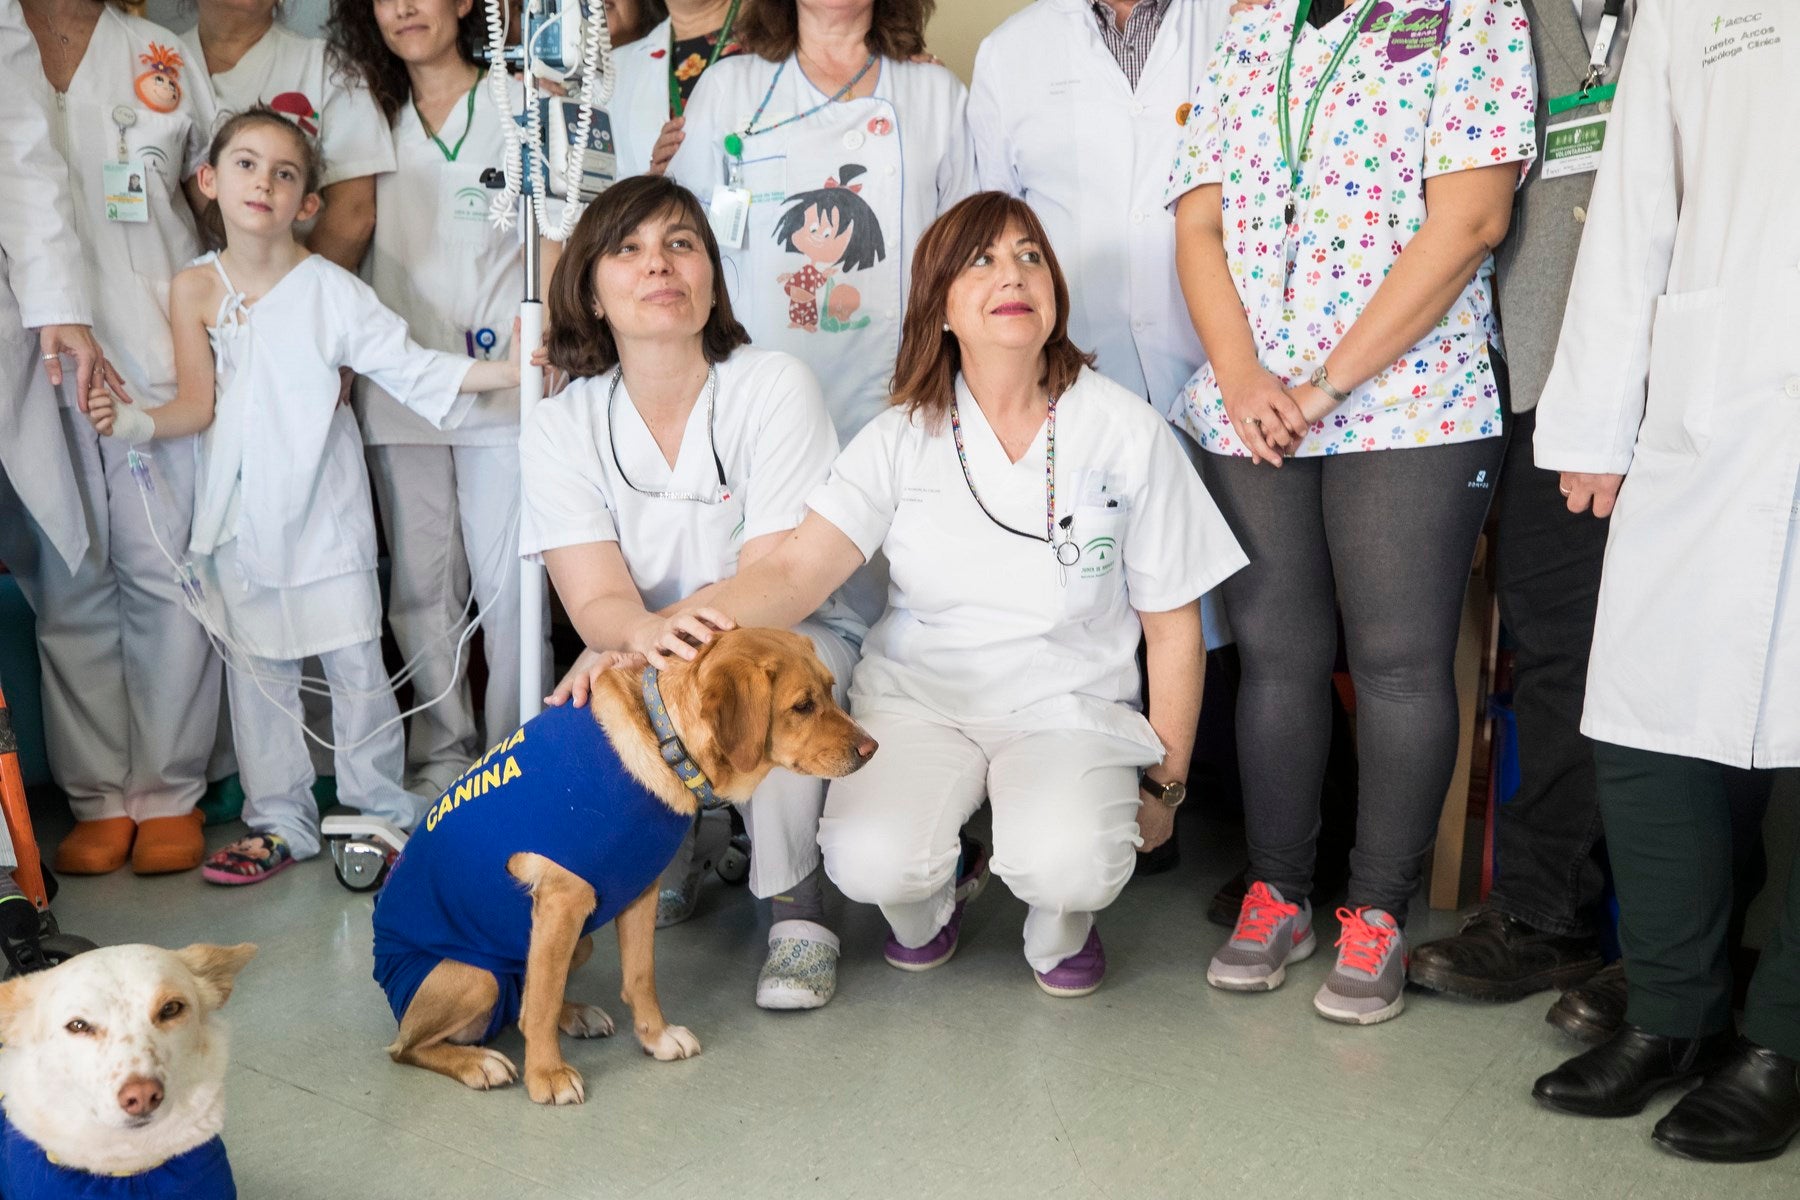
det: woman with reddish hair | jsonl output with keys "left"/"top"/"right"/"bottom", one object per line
{"left": 638, "top": 194, "right": 1246, "bottom": 996}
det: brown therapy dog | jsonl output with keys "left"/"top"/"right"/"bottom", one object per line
{"left": 384, "top": 628, "right": 876, "bottom": 1104}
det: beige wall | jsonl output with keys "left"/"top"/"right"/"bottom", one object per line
{"left": 926, "top": 0, "right": 1036, "bottom": 82}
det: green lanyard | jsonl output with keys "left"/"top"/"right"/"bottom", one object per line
{"left": 668, "top": 0, "right": 742, "bottom": 119}
{"left": 418, "top": 85, "right": 477, "bottom": 162}
{"left": 1546, "top": 83, "right": 1615, "bottom": 116}
{"left": 1276, "top": 0, "right": 1379, "bottom": 226}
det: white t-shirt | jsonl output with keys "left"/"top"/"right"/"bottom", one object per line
{"left": 358, "top": 79, "right": 521, "bottom": 445}
{"left": 179, "top": 21, "right": 395, "bottom": 188}
{"left": 519, "top": 346, "right": 862, "bottom": 640}
{"left": 807, "top": 366, "right": 1248, "bottom": 753}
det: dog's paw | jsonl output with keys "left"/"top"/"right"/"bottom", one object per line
{"left": 457, "top": 1048, "right": 518, "bottom": 1091}
{"left": 525, "top": 1061, "right": 586, "bottom": 1106}
{"left": 642, "top": 1024, "right": 701, "bottom": 1061}
{"left": 559, "top": 1002, "right": 615, "bottom": 1039}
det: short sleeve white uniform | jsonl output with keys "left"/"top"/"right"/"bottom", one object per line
{"left": 518, "top": 345, "right": 862, "bottom": 895}
{"left": 23, "top": 7, "right": 223, "bottom": 826}
{"left": 668, "top": 55, "right": 975, "bottom": 440}
{"left": 809, "top": 366, "right": 1247, "bottom": 973}
{"left": 812, "top": 366, "right": 1245, "bottom": 750}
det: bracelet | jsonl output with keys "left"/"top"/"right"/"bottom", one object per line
{"left": 1309, "top": 364, "right": 1351, "bottom": 405}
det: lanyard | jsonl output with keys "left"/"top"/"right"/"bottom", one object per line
{"left": 1277, "top": 0, "right": 1379, "bottom": 227}
{"left": 668, "top": 0, "right": 742, "bottom": 119}
{"left": 606, "top": 366, "right": 731, "bottom": 504}
{"left": 1549, "top": 0, "right": 1625, "bottom": 114}
{"left": 723, "top": 54, "right": 877, "bottom": 159}
{"left": 418, "top": 85, "right": 477, "bottom": 163}
{"left": 948, "top": 394, "right": 1081, "bottom": 577}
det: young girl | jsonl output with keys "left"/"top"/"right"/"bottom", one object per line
{"left": 86, "top": 108, "right": 521, "bottom": 886}
{"left": 326, "top": 0, "right": 536, "bottom": 798}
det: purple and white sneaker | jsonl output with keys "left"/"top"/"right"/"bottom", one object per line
{"left": 1035, "top": 926, "right": 1106, "bottom": 997}
{"left": 884, "top": 837, "right": 990, "bottom": 971}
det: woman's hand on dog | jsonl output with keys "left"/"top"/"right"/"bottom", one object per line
{"left": 545, "top": 647, "right": 649, "bottom": 707}
{"left": 632, "top": 608, "right": 738, "bottom": 666}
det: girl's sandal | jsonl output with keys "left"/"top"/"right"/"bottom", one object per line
{"left": 201, "top": 833, "right": 296, "bottom": 886}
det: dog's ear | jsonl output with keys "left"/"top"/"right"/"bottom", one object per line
{"left": 0, "top": 973, "right": 41, "bottom": 1043}
{"left": 175, "top": 943, "right": 259, "bottom": 1011}
{"left": 702, "top": 656, "right": 773, "bottom": 777}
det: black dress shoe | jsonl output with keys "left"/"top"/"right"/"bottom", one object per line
{"left": 1409, "top": 909, "right": 1603, "bottom": 1001}
{"left": 1547, "top": 960, "right": 1628, "bottom": 1044}
{"left": 1533, "top": 1025, "right": 1736, "bottom": 1117}
{"left": 1653, "top": 1039, "right": 1800, "bottom": 1163}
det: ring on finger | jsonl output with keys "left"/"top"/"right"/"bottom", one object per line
{"left": 1559, "top": 486, "right": 1573, "bottom": 496}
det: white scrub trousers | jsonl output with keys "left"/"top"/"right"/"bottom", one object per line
{"left": 740, "top": 618, "right": 860, "bottom": 898}
{"left": 228, "top": 637, "right": 422, "bottom": 861}
{"left": 367, "top": 443, "right": 542, "bottom": 794}
{"left": 0, "top": 407, "right": 219, "bottom": 823}
{"left": 819, "top": 713, "right": 1146, "bottom": 972}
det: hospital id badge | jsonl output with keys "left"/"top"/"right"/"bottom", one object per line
{"left": 1541, "top": 114, "right": 1609, "bottom": 180}
{"left": 102, "top": 161, "right": 149, "bottom": 223}
{"left": 708, "top": 185, "right": 752, "bottom": 250}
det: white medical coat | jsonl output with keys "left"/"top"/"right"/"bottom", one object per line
{"left": 807, "top": 367, "right": 1248, "bottom": 754}
{"left": 357, "top": 79, "right": 520, "bottom": 445}
{"left": 611, "top": 17, "right": 675, "bottom": 180}
{"left": 969, "top": 0, "right": 1232, "bottom": 414}
{"left": 46, "top": 6, "right": 216, "bottom": 411}
{"left": 668, "top": 54, "right": 975, "bottom": 440}
{"left": 0, "top": 5, "right": 91, "bottom": 571}
{"left": 189, "top": 254, "right": 477, "bottom": 593}
{"left": 1534, "top": 0, "right": 1800, "bottom": 769}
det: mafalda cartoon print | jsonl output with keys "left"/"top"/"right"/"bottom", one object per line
{"left": 773, "top": 164, "right": 885, "bottom": 334}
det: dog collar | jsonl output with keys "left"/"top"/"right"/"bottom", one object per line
{"left": 640, "top": 666, "right": 727, "bottom": 811}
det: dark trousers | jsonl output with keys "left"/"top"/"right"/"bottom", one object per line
{"left": 1488, "top": 407, "right": 1612, "bottom": 936}
{"left": 1597, "top": 743, "right": 1796, "bottom": 1058}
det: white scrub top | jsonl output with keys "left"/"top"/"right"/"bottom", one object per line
{"left": 668, "top": 54, "right": 976, "bottom": 440}
{"left": 1164, "top": 0, "right": 1538, "bottom": 457}
{"left": 517, "top": 345, "right": 863, "bottom": 642}
{"left": 807, "top": 366, "right": 1248, "bottom": 754}
{"left": 177, "top": 20, "right": 395, "bottom": 186}
{"left": 48, "top": 5, "right": 216, "bottom": 410}
{"left": 970, "top": 0, "right": 1233, "bottom": 415}
{"left": 188, "top": 253, "right": 477, "bottom": 594}
{"left": 0, "top": 2, "right": 92, "bottom": 572}
{"left": 1534, "top": 0, "right": 1800, "bottom": 769}
{"left": 357, "top": 78, "right": 520, "bottom": 446}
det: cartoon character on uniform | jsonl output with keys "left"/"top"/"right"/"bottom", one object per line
{"left": 134, "top": 43, "right": 185, "bottom": 113}
{"left": 266, "top": 91, "right": 320, "bottom": 137}
{"left": 773, "top": 163, "right": 885, "bottom": 334}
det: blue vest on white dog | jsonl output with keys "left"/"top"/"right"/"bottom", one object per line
{"left": 0, "top": 1109, "right": 234, "bottom": 1199}
{"left": 371, "top": 700, "right": 693, "bottom": 1040}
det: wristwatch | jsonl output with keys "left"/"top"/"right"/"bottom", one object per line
{"left": 1309, "top": 364, "right": 1351, "bottom": 405}
{"left": 1139, "top": 772, "right": 1188, "bottom": 809}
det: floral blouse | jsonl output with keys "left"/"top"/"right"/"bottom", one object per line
{"left": 1165, "top": 0, "right": 1537, "bottom": 457}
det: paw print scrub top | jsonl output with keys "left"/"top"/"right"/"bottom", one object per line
{"left": 1165, "top": 0, "right": 1537, "bottom": 457}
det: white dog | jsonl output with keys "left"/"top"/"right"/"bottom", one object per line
{"left": 0, "top": 943, "right": 256, "bottom": 1195}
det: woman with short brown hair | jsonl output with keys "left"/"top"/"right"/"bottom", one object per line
{"left": 635, "top": 194, "right": 1247, "bottom": 997}
{"left": 523, "top": 176, "right": 863, "bottom": 1010}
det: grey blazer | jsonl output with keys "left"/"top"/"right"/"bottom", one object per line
{"left": 1494, "top": 1, "right": 1627, "bottom": 412}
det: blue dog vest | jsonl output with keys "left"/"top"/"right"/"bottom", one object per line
{"left": 0, "top": 1108, "right": 234, "bottom": 1199}
{"left": 371, "top": 700, "right": 693, "bottom": 1038}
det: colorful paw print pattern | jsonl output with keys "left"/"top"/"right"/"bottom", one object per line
{"left": 1165, "top": 0, "right": 1537, "bottom": 457}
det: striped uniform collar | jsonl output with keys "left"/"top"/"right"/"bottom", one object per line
{"left": 640, "top": 666, "right": 726, "bottom": 810}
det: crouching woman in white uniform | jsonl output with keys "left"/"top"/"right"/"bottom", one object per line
{"left": 521, "top": 176, "right": 864, "bottom": 1010}
{"left": 645, "top": 193, "right": 1248, "bottom": 996}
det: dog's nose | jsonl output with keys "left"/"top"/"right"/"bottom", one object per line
{"left": 117, "top": 1076, "right": 164, "bottom": 1118}
{"left": 855, "top": 732, "right": 878, "bottom": 760}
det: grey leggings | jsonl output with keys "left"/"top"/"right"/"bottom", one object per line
{"left": 1201, "top": 437, "right": 1506, "bottom": 918}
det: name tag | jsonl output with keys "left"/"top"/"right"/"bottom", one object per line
{"left": 708, "top": 186, "right": 752, "bottom": 250}
{"left": 102, "top": 161, "right": 149, "bottom": 223}
{"left": 1541, "top": 113, "right": 1609, "bottom": 180}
